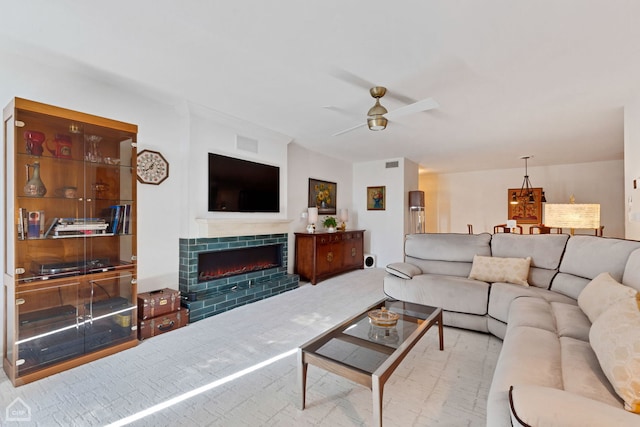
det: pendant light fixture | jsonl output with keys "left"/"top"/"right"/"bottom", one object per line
{"left": 510, "top": 156, "right": 546, "bottom": 205}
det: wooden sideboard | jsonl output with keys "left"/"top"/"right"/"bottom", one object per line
{"left": 294, "top": 230, "right": 365, "bottom": 285}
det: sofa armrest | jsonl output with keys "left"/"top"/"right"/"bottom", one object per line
{"left": 509, "top": 385, "right": 638, "bottom": 427}
{"left": 385, "top": 262, "right": 422, "bottom": 279}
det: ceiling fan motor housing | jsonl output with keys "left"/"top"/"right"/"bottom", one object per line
{"left": 370, "top": 86, "right": 387, "bottom": 98}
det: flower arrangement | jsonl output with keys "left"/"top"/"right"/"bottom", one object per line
{"left": 323, "top": 216, "right": 337, "bottom": 229}
{"left": 371, "top": 189, "right": 384, "bottom": 209}
{"left": 315, "top": 182, "right": 333, "bottom": 207}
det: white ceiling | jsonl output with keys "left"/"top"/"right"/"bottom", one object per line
{"left": 2, "top": 0, "right": 639, "bottom": 173}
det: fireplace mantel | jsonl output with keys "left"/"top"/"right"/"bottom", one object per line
{"left": 195, "top": 218, "right": 292, "bottom": 238}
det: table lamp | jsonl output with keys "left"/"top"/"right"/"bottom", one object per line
{"left": 307, "top": 207, "right": 318, "bottom": 233}
{"left": 339, "top": 208, "right": 349, "bottom": 231}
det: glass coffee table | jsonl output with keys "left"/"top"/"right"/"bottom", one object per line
{"left": 298, "top": 298, "right": 443, "bottom": 427}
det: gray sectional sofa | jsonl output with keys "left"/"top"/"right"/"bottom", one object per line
{"left": 383, "top": 233, "right": 640, "bottom": 426}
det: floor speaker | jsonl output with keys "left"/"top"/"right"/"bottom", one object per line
{"left": 364, "top": 254, "right": 376, "bottom": 268}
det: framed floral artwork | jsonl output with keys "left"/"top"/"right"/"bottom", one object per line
{"left": 507, "top": 187, "right": 543, "bottom": 224}
{"left": 367, "top": 186, "right": 386, "bottom": 210}
{"left": 308, "top": 178, "right": 337, "bottom": 214}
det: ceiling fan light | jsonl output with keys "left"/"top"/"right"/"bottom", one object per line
{"left": 367, "top": 115, "right": 387, "bottom": 131}
{"left": 367, "top": 99, "right": 388, "bottom": 117}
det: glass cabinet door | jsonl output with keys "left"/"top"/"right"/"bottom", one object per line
{"left": 15, "top": 281, "right": 81, "bottom": 375}
{"left": 85, "top": 271, "right": 137, "bottom": 352}
{"left": 12, "top": 106, "right": 136, "bottom": 284}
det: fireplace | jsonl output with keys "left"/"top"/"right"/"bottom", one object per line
{"left": 198, "top": 244, "right": 282, "bottom": 282}
{"left": 179, "top": 233, "right": 299, "bottom": 322}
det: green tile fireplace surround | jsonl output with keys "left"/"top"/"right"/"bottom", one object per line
{"left": 179, "top": 233, "right": 299, "bottom": 322}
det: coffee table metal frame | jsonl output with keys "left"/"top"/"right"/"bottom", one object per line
{"left": 298, "top": 298, "right": 443, "bottom": 427}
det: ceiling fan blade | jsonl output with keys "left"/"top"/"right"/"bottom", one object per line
{"left": 385, "top": 97, "right": 439, "bottom": 120}
{"left": 332, "top": 121, "right": 367, "bottom": 137}
{"left": 328, "top": 68, "right": 375, "bottom": 91}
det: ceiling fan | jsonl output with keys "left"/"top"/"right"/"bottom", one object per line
{"left": 332, "top": 86, "right": 439, "bottom": 137}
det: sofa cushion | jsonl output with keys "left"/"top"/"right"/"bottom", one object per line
{"left": 622, "top": 248, "right": 640, "bottom": 292}
{"left": 487, "top": 326, "right": 563, "bottom": 426}
{"left": 385, "top": 262, "right": 422, "bottom": 279}
{"left": 509, "top": 385, "right": 639, "bottom": 427}
{"left": 578, "top": 272, "right": 638, "bottom": 323}
{"left": 560, "top": 336, "right": 622, "bottom": 406}
{"left": 468, "top": 255, "right": 531, "bottom": 286}
{"left": 404, "top": 232, "right": 492, "bottom": 262}
{"left": 551, "top": 302, "right": 591, "bottom": 342}
{"left": 553, "top": 236, "right": 640, "bottom": 299}
{"left": 488, "top": 283, "right": 576, "bottom": 325}
{"left": 589, "top": 296, "right": 640, "bottom": 413}
{"left": 383, "top": 273, "right": 490, "bottom": 315}
{"left": 491, "top": 233, "right": 569, "bottom": 288}
{"left": 503, "top": 296, "right": 556, "bottom": 334}
{"left": 491, "top": 233, "right": 568, "bottom": 269}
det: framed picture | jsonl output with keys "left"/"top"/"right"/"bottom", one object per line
{"left": 308, "top": 178, "right": 337, "bottom": 214}
{"left": 367, "top": 186, "right": 386, "bottom": 210}
{"left": 507, "top": 187, "right": 543, "bottom": 224}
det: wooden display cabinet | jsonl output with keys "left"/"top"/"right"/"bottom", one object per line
{"left": 3, "top": 98, "right": 138, "bottom": 386}
{"left": 294, "top": 230, "right": 365, "bottom": 285}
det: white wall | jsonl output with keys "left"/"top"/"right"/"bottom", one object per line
{"left": 624, "top": 98, "right": 640, "bottom": 240}
{"left": 353, "top": 158, "right": 416, "bottom": 267}
{"left": 181, "top": 104, "right": 291, "bottom": 237}
{"left": 0, "top": 46, "right": 303, "bottom": 357}
{"left": 286, "top": 143, "right": 354, "bottom": 273}
{"left": 0, "top": 47, "right": 186, "bottom": 291}
{"left": 423, "top": 160, "right": 625, "bottom": 237}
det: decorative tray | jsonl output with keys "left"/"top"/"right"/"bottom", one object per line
{"left": 368, "top": 307, "right": 399, "bottom": 327}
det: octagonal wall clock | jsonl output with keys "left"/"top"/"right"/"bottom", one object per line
{"left": 136, "top": 149, "right": 169, "bottom": 185}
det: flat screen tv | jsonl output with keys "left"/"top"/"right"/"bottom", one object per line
{"left": 208, "top": 153, "right": 280, "bottom": 212}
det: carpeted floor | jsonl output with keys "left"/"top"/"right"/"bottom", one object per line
{"left": 0, "top": 268, "right": 502, "bottom": 426}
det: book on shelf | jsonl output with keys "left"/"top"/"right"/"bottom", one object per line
{"left": 41, "top": 217, "right": 113, "bottom": 238}
{"left": 103, "top": 204, "right": 131, "bottom": 235}
{"left": 27, "top": 210, "right": 45, "bottom": 239}
{"left": 43, "top": 217, "right": 59, "bottom": 238}
{"left": 17, "top": 208, "right": 27, "bottom": 240}
{"left": 52, "top": 229, "right": 112, "bottom": 238}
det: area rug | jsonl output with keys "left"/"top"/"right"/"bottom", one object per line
{"left": 0, "top": 268, "right": 501, "bottom": 426}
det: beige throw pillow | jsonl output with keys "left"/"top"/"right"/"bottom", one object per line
{"left": 589, "top": 295, "right": 640, "bottom": 414}
{"left": 578, "top": 272, "right": 638, "bottom": 323}
{"left": 468, "top": 255, "right": 531, "bottom": 286}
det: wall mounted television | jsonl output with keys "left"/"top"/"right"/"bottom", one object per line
{"left": 208, "top": 153, "right": 280, "bottom": 212}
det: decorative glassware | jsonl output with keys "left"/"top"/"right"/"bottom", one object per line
{"left": 24, "top": 161, "right": 47, "bottom": 197}
{"left": 24, "top": 130, "right": 45, "bottom": 156}
{"left": 85, "top": 134, "right": 103, "bottom": 163}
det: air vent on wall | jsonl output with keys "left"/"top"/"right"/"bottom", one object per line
{"left": 236, "top": 135, "right": 259, "bottom": 153}
{"left": 385, "top": 161, "right": 399, "bottom": 168}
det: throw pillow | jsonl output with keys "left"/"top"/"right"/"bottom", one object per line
{"left": 589, "top": 295, "right": 640, "bottom": 413}
{"left": 578, "top": 272, "right": 638, "bottom": 323}
{"left": 468, "top": 255, "right": 531, "bottom": 286}
{"left": 385, "top": 262, "right": 422, "bottom": 279}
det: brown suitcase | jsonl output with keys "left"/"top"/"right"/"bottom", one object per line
{"left": 137, "top": 288, "right": 181, "bottom": 320}
{"left": 137, "top": 309, "right": 189, "bottom": 340}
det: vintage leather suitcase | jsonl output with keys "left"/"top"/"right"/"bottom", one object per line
{"left": 137, "top": 288, "right": 181, "bottom": 320}
{"left": 138, "top": 309, "right": 188, "bottom": 340}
